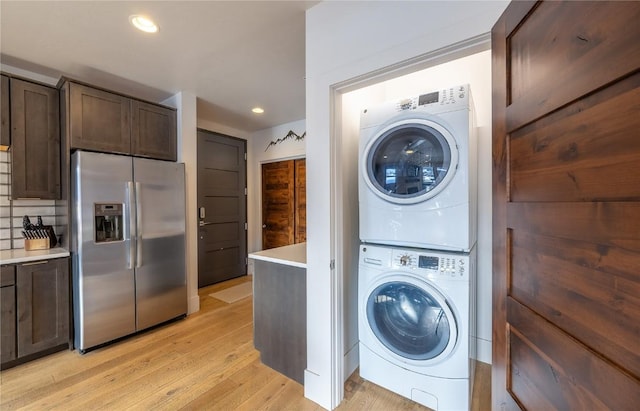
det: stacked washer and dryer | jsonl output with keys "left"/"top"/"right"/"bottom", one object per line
{"left": 358, "top": 85, "right": 478, "bottom": 411}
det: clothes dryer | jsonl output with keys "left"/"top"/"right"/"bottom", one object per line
{"left": 359, "top": 85, "right": 477, "bottom": 252}
{"left": 358, "top": 243, "right": 476, "bottom": 411}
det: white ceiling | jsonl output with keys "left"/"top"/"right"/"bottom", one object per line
{"left": 1, "top": 1, "right": 318, "bottom": 133}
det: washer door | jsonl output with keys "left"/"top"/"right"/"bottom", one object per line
{"left": 363, "top": 117, "right": 459, "bottom": 205}
{"left": 366, "top": 279, "right": 458, "bottom": 364}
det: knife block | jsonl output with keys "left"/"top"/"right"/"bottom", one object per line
{"left": 25, "top": 238, "right": 50, "bottom": 251}
{"left": 23, "top": 225, "right": 57, "bottom": 251}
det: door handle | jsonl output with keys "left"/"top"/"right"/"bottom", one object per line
{"left": 126, "top": 181, "right": 135, "bottom": 269}
{"left": 199, "top": 221, "right": 214, "bottom": 227}
{"left": 135, "top": 182, "right": 142, "bottom": 268}
{"left": 262, "top": 224, "right": 267, "bottom": 229}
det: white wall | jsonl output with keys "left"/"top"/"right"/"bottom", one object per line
{"left": 163, "top": 92, "right": 200, "bottom": 315}
{"left": 197, "top": 119, "right": 250, "bottom": 141}
{"left": 305, "top": 2, "right": 509, "bottom": 409}
{"left": 247, "top": 119, "right": 306, "bottom": 262}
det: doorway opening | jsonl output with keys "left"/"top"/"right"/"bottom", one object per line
{"left": 326, "top": 38, "right": 493, "bottom": 405}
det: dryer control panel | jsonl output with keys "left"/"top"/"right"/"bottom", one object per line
{"left": 392, "top": 84, "right": 469, "bottom": 114}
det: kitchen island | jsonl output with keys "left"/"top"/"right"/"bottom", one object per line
{"left": 249, "top": 242, "right": 306, "bottom": 384}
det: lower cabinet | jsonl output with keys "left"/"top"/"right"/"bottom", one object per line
{"left": 253, "top": 260, "right": 306, "bottom": 384}
{"left": 1, "top": 257, "right": 70, "bottom": 369}
{"left": 1, "top": 266, "right": 16, "bottom": 363}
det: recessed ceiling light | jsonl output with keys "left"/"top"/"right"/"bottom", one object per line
{"left": 130, "top": 15, "right": 159, "bottom": 33}
{"left": 252, "top": 107, "right": 265, "bottom": 114}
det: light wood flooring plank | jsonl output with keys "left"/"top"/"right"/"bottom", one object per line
{"left": 0, "top": 275, "right": 491, "bottom": 410}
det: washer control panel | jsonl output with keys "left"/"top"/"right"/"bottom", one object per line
{"left": 388, "top": 248, "right": 469, "bottom": 280}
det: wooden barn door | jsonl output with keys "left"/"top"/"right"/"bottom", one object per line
{"left": 492, "top": 1, "right": 640, "bottom": 409}
{"left": 294, "top": 158, "right": 306, "bottom": 243}
{"left": 261, "top": 159, "right": 306, "bottom": 249}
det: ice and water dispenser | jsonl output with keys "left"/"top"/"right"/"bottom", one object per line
{"left": 94, "top": 203, "right": 123, "bottom": 243}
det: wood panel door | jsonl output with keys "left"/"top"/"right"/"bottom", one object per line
{"left": 492, "top": 2, "right": 640, "bottom": 409}
{"left": 10, "top": 78, "right": 60, "bottom": 199}
{"left": 294, "top": 158, "right": 306, "bottom": 243}
{"left": 262, "top": 159, "right": 306, "bottom": 249}
{"left": 197, "top": 130, "right": 247, "bottom": 287}
{"left": 262, "top": 161, "right": 294, "bottom": 249}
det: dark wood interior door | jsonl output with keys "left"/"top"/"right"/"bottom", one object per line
{"left": 197, "top": 130, "right": 247, "bottom": 287}
{"left": 262, "top": 160, "right": 295, "bottom": 249}
{"left": 492, "top": 2, "right": 640, "bottom": 409}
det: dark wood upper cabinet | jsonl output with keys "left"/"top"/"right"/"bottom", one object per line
{"left": 1, "top": 74, "right": 9, "bottom": 148}
{"left": 67, "top": 81, "right": 177, "bottom": 161}
{"left": 10, "top": 78, "right": 60, "bottom": 199}
{"left": 131, "top": 100, "right": 177, "bottom": 161}
{"left": 69, "top": 82, "right": 131, "bottom": 155}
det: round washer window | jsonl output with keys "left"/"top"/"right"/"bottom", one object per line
{"left": 365, "top": 120, "right": 457, "bottom": 204}
{"left": 366, "top": 281, "right": 455, "bottom": 361}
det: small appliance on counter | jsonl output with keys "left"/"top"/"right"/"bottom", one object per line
{"left": 22, "top": 215, "right": 57, "bottom": 250}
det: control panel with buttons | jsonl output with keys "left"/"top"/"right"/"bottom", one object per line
{"left": 387, "top": 248, "right": 470, "bottom": 280}
{"left": 390, "top": 84, "right": 469, "bottom": 114}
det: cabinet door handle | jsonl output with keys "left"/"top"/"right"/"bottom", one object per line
{"left": 21, "top": 260, "right": 49, "bottom": 266}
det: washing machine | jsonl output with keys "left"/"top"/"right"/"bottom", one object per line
{"left": 358, "top": 243, "right": 476, "bottom": 411}
{"left": 359, "top": 85, "right": 477, "bottom": 252}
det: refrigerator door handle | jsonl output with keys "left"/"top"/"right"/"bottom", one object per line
{"left": 135, "top": 182, "right": 143, "bottom": 268}
{"left": 126, "top": 181, "right": 135, "bottom": 269}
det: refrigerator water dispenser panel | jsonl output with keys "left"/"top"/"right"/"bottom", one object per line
{"left": 94, "top": 203, "right": 123, "bottom": 243}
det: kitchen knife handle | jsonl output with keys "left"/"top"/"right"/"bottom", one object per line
{"left": 135, "top": 182, "right": 142, "bottom": 268}
{"left": 126, "top": 181, "right": 135, "bottom": 270}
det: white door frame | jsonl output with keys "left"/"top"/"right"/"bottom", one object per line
{"left": 328, "top": 33, "right": 491, "bottom": 408}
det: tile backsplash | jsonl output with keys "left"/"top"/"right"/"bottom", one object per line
{"left": 0, "top": 151, "right": 63, "bottom": 250}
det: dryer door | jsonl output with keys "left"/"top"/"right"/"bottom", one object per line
{"left": 366, "top": 279, "right": 458, "bottom": 364}
{"left": 363, "top": 118, "right": 459, "bottom": 205}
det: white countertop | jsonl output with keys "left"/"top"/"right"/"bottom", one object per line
{"left": 0, "top": 247, "right": 70, "bottom": 265}
{"left": 249, "top": 242, "right": 306, "bottom": 269}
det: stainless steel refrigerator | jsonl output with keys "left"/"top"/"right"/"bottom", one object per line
{"left": 71, "top": 150, "right": 187, "bottom": 352}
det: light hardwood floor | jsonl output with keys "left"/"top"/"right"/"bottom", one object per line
{"left": 0, "top": 276, "right": 490, "bottom": 410}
